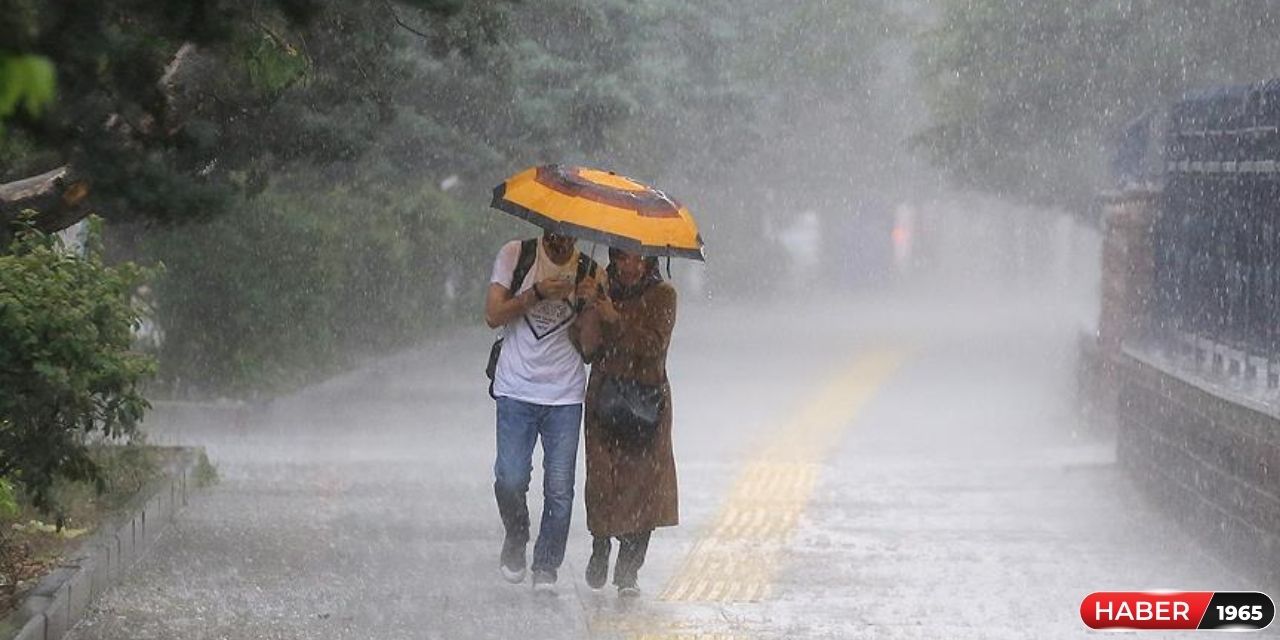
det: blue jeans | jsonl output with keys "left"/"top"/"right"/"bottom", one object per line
{"left": 494, "top": 397, "right": 582, "bottom": 573}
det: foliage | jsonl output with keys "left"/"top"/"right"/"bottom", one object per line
{"left": 144, "top": 0, "right": 902, "bottom": 393}
{"left": 5, "top": 0, "right": 896, "bottom": 396}
{"left": 0, "top": 477, "right": 17, "bottom": 520}
{"left": 142, "top": 168, "right": 491, "bottom": 395}
{"left": 914, "top": 0, "right": 1280, "bottom": 210}
{"left": 0, "top": 216, "right": 155, "bottom": 510}
{"left": 38, "top": 443, "right": 160, "bottom": 528}
{"left": 0, "top": 0, "right": 501, "bottom": 220}
{"left": 371, "top": 0, "right": 894, "bottom": 192}
{"left": 85, "top": 442, "right": 159, "bottom": 503}
{"left": 0, "top": 54, "right": 55, "bottom": 135}
{"left": 2, "top": 0, "right": 524, "bottom": 397}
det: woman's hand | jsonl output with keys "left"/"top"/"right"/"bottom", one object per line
{"left": 589, "top": 270, "right": 619, "bottom": 321}
{"left": 576, "top": 276, "right": 599, "bottom": 306}
{"left": 596, "top": 295, "right": 621, "bottom": 324}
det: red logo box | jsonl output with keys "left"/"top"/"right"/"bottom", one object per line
{"left": 1081, "top": 591, "right": 1214, "bottom": 630}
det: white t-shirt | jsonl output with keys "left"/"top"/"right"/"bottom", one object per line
{"left": 489, "top": 240, "right": 586, "bottom": 405}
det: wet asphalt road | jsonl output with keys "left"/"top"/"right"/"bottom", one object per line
{"left": 66, "top": 289, "right": 1268, "bottom": 639}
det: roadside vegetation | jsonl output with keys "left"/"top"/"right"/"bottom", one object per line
{"left": 2, "top": 0, "right": 894, "bottom": 397}
{"left": 915, "top": 0, "right": 1280, "bottom": 210}
{"left": 0, "top": 218, "right": 163, "bottom": 616}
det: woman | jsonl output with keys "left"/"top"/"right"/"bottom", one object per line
{"left": 575, "top": 247, "right": 678, "bottom": 597}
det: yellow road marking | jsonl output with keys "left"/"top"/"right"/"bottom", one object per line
{"left": 657, "top": 348, "right": 908, "bottom": 605}
{"left": 595, "top": 348, "right": 909, "bottom": 639}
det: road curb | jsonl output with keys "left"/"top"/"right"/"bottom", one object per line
{"left": 2, "top": 447, "right": 205, "bottom": 640}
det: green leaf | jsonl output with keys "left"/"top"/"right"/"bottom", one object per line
{"left": 0, "top": 54, "right": 56, "bottom": 120}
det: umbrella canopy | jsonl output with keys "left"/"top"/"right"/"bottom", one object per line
{"left": 490, "top": 164, "right": 705, "bottom": 261}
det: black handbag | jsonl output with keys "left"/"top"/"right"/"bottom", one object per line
{"left": 596, "top": 375, "right": 665, "bottom": 447}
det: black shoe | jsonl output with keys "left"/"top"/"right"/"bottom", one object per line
{"left": 586, "top": 538, "right": 610, "bottom": 590}
{"left": 500, "top": 538, "right": 526, "bottom": 584}
{"left": 617, "top": 581, "right": 640, "bottom": 598}
{"left": 614, "top": 568, "right": 639, "bottom": 597}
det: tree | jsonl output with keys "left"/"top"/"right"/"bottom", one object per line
{"left": 914, "top": 0, "right": 1280, "bottom": 211}
{"left": 6, "top": 0, "right": 899, "bottom": 397}
{"left": 143, "top": 167, "right": 485, "bottom": 395}
{"left": 0, "top": 216, "right": 154, "bottom": 509}
{"left": 0, "top": 0, "right": 499, "bottom": 233}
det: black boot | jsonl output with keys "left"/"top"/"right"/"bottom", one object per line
{"left": 585, "top": 536, "right": 611, "bottom": 589}
{"left": 614, "top": 531, "right": 652, "bottom": 597}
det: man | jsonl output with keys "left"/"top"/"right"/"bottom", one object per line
{"left": 484, "top": 230, "right": 598, "bottom": 593}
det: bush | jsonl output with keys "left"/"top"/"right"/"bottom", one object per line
{"left": 0, "top": 215, "right": 155, "bottom": 510}
{"left": 0, "top": 478, "right": 18, "bottom": 520}
{"left": 143, "top": 170, "right": 502, "bottom": 396}
{"left": 193, "top": 451, "right": 219, "bottom": 488}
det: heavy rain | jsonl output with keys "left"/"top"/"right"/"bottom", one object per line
{"left": 1, "top": 1, "right": 1278, "bottom": 638}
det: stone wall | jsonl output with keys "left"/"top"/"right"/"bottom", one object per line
{"left": 1114, "top": 349, "right": 1280, "bottom": 584}
{"left": 1081, "top": 186, "right": 1280, "bottom": 585}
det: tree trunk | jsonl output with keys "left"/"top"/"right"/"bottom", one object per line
{"left": 0, "top": 166, "right": 91, "bottom": 240}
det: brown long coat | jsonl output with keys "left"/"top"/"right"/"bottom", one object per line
{"left": 580, "top": 281, "right": 678, "bottom": 536}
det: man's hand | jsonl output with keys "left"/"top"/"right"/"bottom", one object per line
{"left": 536, "top": 276, "right": 574, "bottom": 301}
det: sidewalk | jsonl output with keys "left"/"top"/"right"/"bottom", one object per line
{"left": 66, "top": 294, "right": 1256, "bottom": 639}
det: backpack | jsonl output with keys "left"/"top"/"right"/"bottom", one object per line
{"left": 486, "top": 239, "right": 598, "bottom": 399}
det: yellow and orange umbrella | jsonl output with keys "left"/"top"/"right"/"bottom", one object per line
{"left": 490, "top": 164, "right": 705, "bottom": 261}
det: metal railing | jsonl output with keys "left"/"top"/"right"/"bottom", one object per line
{"left": 1148, "top": 80, "right": 1280, "bottom": 391}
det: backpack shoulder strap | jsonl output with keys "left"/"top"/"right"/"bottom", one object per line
{"left": 510, "top": 238, "right": 538, "bottom": 290}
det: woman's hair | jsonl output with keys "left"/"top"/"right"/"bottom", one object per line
{"left": 606, "top": 247, "right": 663, "bottom": 300}
{"left": 607, "top": 247, "right": 659, "bottom": 272}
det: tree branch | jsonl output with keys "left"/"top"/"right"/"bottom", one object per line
{"left": 0, "top": 166, "right": 92, "bottom": 235}
{"left": 382, "top": 0, "right": 433, "bottom": 41}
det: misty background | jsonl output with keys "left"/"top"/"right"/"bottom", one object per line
{"left": 16, "top": 0, "right": 1266, "bottom": 396}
